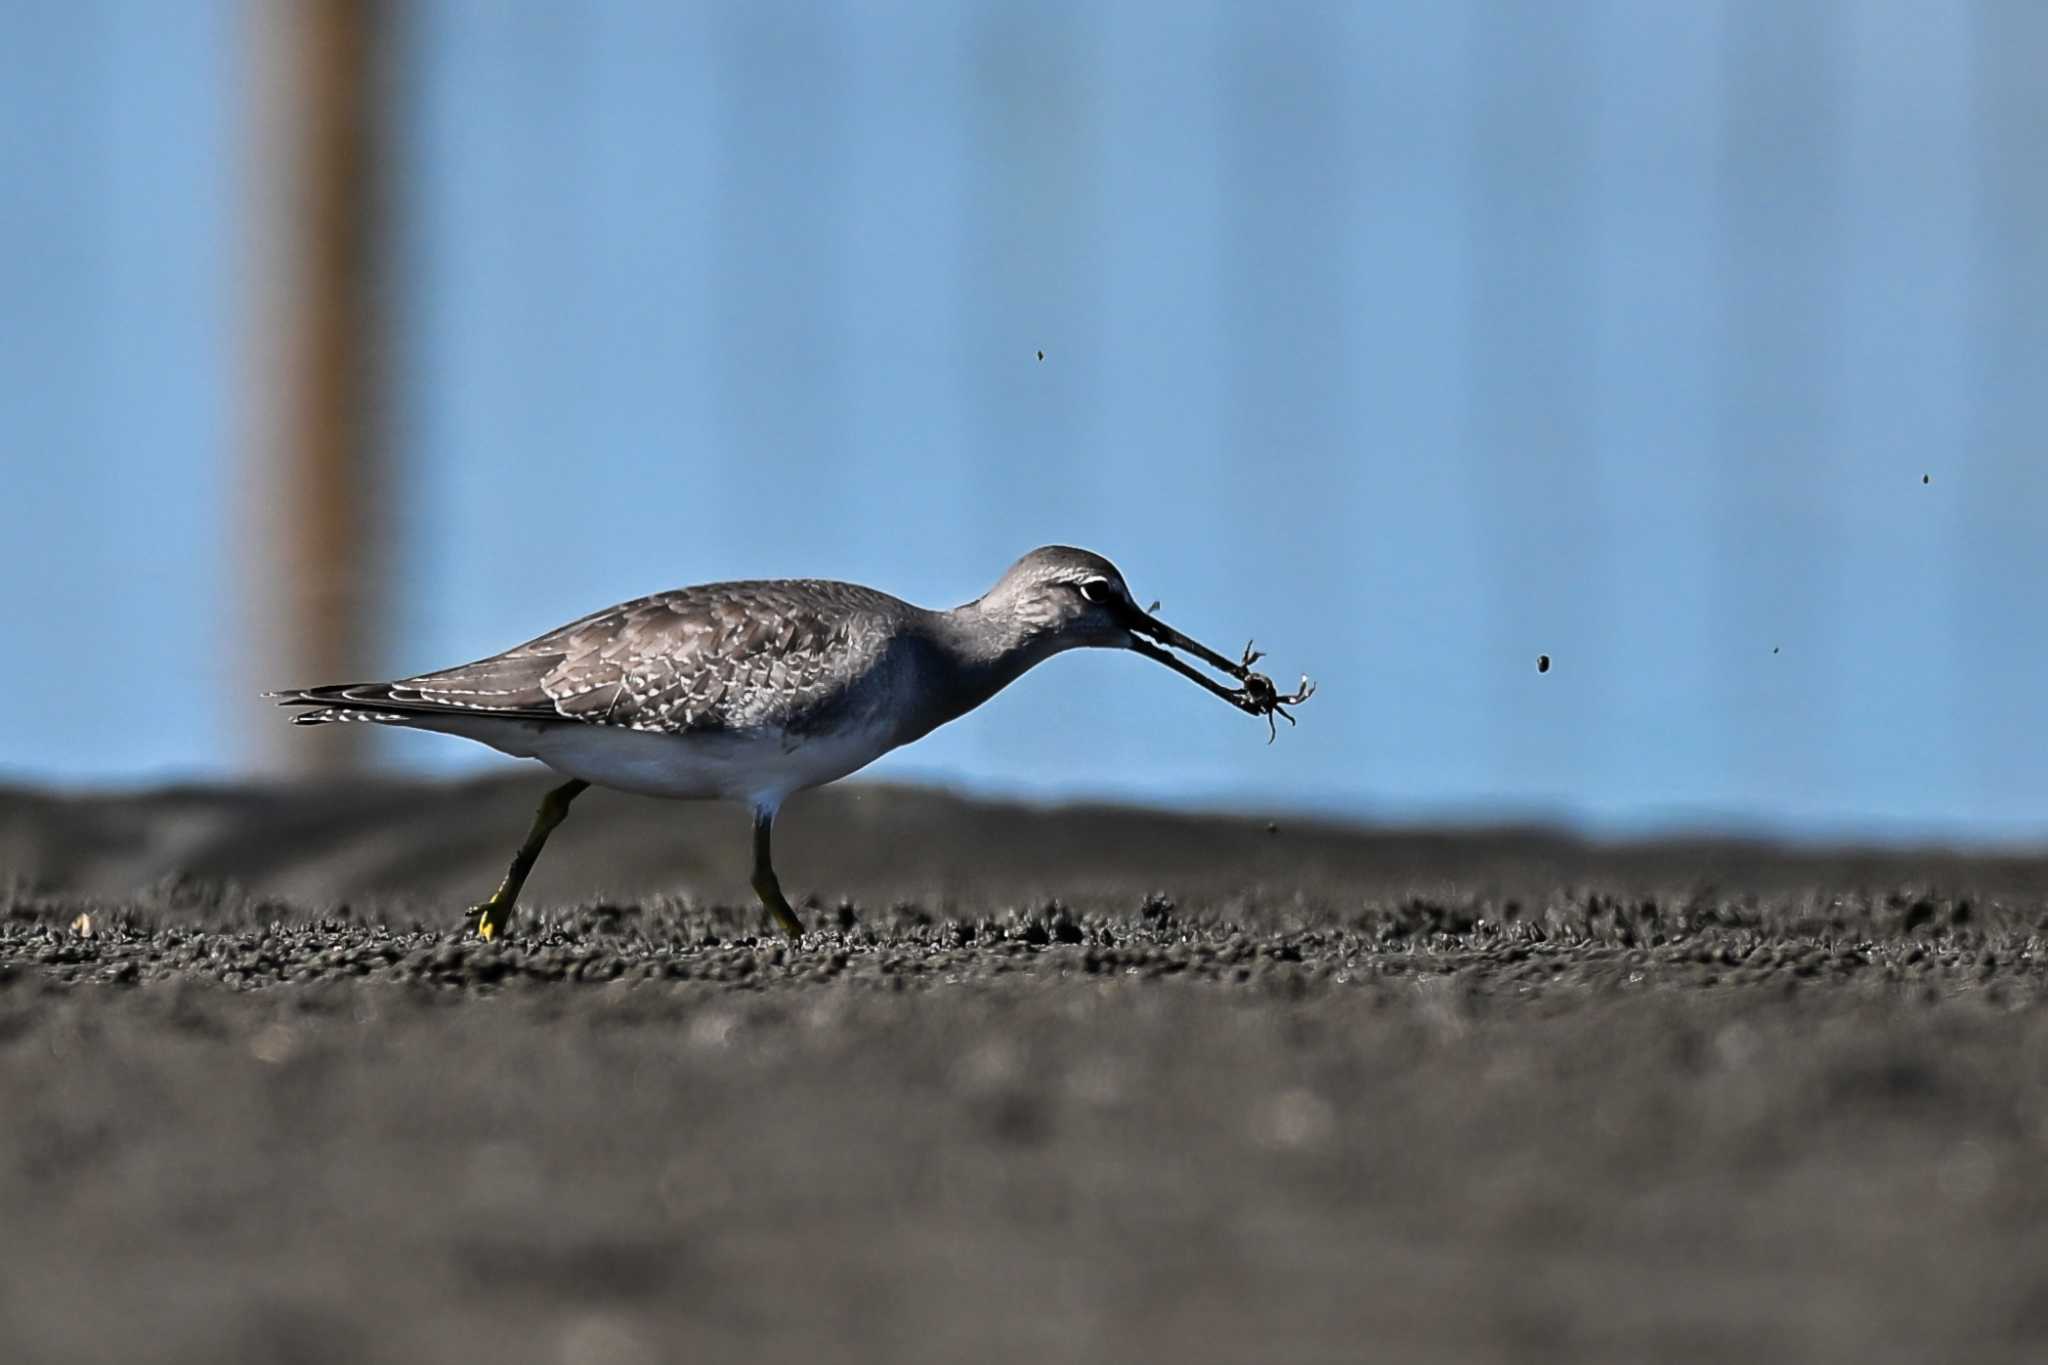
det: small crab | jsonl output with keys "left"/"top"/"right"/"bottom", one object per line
{"left": 1231, "top": 641, "right": 1317, "bottom": 742}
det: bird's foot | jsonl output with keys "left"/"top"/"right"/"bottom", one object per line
{"left": 751, "top": 876, "right": 805, "bottom": 941}
{"left": 466, "top": 897, "right": 515, "bottom": 942}
{"left": 759, "top": 894, "right": 803, "bottom": 941}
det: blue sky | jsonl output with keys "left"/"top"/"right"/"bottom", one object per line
{"left": 3, "top": 2, "right": 2045, "bottom": 843}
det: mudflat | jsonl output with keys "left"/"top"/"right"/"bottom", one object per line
{"left": 4, "top": 776, "right": 2045, "bottom": 1363}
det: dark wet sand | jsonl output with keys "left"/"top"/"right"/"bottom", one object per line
{"left": 4, "top": 775, "right": 2047, "bottom": 1363}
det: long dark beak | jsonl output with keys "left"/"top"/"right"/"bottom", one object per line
{"left": 1121, "top": 604, "right": 1256, "bottom": 707}
{"left": 1116, "top": 599, "right": 1316, "bottom": 739}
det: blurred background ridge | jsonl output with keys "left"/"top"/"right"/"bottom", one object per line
{"left": 0, "top": 1, "right": 2043, "bottom": 843}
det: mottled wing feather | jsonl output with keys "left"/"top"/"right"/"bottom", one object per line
{"left": 385, "top": 580, "right": 904, "bottom": 734}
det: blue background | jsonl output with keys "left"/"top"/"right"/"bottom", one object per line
{"left": 3, "top": 2, "right": 2044, "bottom": 843}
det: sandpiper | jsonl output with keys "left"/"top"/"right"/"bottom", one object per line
{"left": 269, "top": 546, "right": 1313, "bottom": 940}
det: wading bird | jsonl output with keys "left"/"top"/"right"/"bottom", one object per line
{"left": 270, "top": 546, "right": 1312, "bottom": 940}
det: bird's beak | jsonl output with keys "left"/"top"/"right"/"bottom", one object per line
{"left": 1122, "top": 601, "right": 1245, "bottom": 679}
{"left": 1119, "top": 601, "right": 1259, "bottom": 707}
{"left": 1115, "top": 598, "right": 1317, "bottom": 738}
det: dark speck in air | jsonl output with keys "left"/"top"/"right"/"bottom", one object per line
{"left": 1036, "top": 350, "right": 1044, "bottom": 361}
{"left": 1923, "top": 474, "right": 1930, "bottom": 484}
{"left": 1537, "top": 655, "right": 1551, "bottom": 674}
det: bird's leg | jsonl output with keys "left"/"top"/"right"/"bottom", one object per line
{"left": 749, "top": 806, "right": 804, "bottom": 940}
{"left": 467, "top": 778, "right": 590, "bottom": 941}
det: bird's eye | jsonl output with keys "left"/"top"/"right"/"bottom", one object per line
{"left": 1077, "top": 579, "right": 1110, "bottom": 605}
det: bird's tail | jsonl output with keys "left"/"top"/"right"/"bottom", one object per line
{"left": 264, "top": 685, "right": 414, "bottom": 727}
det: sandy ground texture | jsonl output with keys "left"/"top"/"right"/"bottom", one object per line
{"left": 5, "top": 774, "right": 2048, "bottom": 1364}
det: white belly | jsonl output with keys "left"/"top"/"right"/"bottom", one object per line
{"left": 413, "top": 714, "right": 903, "bottom": 807}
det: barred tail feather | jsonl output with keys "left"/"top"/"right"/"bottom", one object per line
{"left": 266, "top": 684, "right": 429, "bottom": 728}
{"left": 288, "top": 706, "right": 413, "bottom": 726}
{"left": 265, "top": 681, "right": 559, "bottom": 727}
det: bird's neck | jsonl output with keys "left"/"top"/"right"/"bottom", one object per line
{"left": 921, "top": 600, "right": 1068, "bottom": 722}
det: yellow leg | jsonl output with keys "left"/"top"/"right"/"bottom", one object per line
{"left": 750, "top": 807, "right": 804, "bottom": 940}
{"left": 467, "top": 779, "right": 589, "bottom": 940}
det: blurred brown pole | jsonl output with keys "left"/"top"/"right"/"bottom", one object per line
{"left": 246, "top": 0, "right": 387, "bottom": 775}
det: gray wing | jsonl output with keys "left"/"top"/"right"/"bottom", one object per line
{"left": 274, "top": 580, "right": 907, "bottom": 734}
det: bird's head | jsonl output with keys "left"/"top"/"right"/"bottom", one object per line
{"left": 977, "top": 545, "right": 1141, "bottom": 650}
{"left": 970, "top": 544, "right": 1316, "bottom": 736}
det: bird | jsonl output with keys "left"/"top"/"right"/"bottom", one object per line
{"left": 268, "top": 546, "right": 1313, "bottom": 941}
